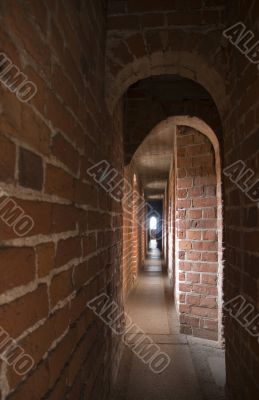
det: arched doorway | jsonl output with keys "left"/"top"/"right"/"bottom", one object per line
{"left": 122, "top": 115, "right": 223, "bottom": 344}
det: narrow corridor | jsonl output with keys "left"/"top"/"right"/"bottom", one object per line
{"left": 1, "top": 2, "right": 258, "bottom": 398}
{"left": 113, "top": 246, "right": 225, "bottom": 400}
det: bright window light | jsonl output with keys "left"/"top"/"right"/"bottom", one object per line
{"left": 150, "top": 216, "right": 157, "bottom": 230}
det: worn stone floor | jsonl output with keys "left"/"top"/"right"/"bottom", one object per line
{"left": 113, "top": 247, "right": 226, "bottom": 400}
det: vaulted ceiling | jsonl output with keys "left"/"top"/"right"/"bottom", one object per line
{"left": 125, "top": 74, "right": 222, "bottom": 199}
{"left": 133, "top": 123, "right": 174, "bottom": 199}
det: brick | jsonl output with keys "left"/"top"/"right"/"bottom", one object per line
{"left": 186, "top": 272, "right": 200, "bottom": 283}
{"left": 202, "top": 208, "right": 217, "bottom": 218}
{"left": 192, "top": 307, "right": 218, "bottom": 318}
{"left": 108, "top": 15, "right": 140, "bottom": 30}
{"left": 179, "top": 304, "right": 190, "bottom": 313}
{"left": 179, "top": 262, "right": 192, "bottom": 271}
{"left": 186, "top": 295, "right": 200, "bottom": 305}
{"left": 176, "top": 210, "right": 186, "bottom": 219}
{"left": 167, "top": 11, "right": 202, "bottom": 25}
{"left": 177, "top": 134, "right": 193, "bottom": 146}
{"left": 192, "top": 197, "right": 217, "bottom": 208}
{"left": 83, "top": 233, "right": 96, "bottom": 257}
{"left": 191, "top": 263, "right": 217, "bottom": 273}
{"left": 187, "top": 230, "right": 201, "bottom": 240}
{"left": 186, "top": 251, "right": 201, "bottom": 261}
{"left": 179, "top": 240, "right": 192, "bottom": 250}
{"left": 128, "top": 0, "right": 176, "bottom": 12}
{"left": 192, "top": 328, "right": 218, "bottom": 341}
{"left": 201, "top": 274, "right": 217, "bottom": 285}
{"left": 52, "top": 133, "right": 79, "bottom": 174}
{"left": 145, "top": 30, "right": 163, "bottom": 53}
{"left": 46, "top": 375, "right": 66, "bottom": 400}
{"left": 0, "top": 247, "right": 35, "bottom": 294}
{"left": 37, "top": 242, "right": 55, "bottom": 278}
{"left": 45, "top": 164, "right": 74, "bottom": 201}
{"left": 179, "top": 272, "right": 186, "bottom": 281}
{"left": 204, "top": 185, "right": 216, "bottom": 196}
{"left": 192, "top": 241, "right": 218, "bottom": 251}
{"left": 47, "top": 328, "right": 76, "bottom": 388}
{"left": 178, "top": 230, "right": 186, "bottom": 239}
{"left": 52, "top": 65, "right": 79, "bottom": 114}
{"left": 244, "top": 231, "right": 259, "bottom": 252}
{"left": 45, "top": 92, "right": 83, "bottom": 149}
{"left": 4, "top": 0, "right": 51, "bottom": 72}
{"left": 202, "top": 231, "right": 217, "bottom": 241}
{"left": 179, "top": 283, "right": 192, "bottom": 292}
{"left": 50, "top": 18, "right": 64, "bottom": 61}
{"left": 0, "top": 284, "right": 49, "bottom": 338}
{"left": 177, "top": 199, "right": 191, "bottom": 209}
{"left": 180, "top": 314, "right": 200, "bottom": 327}
{"left": 188, "top": 187, "right": 203, "bottom": 197}
{"left": 0, "top": 198, "right": 52, "bottom": 240}
{"left": 178, "top": 177, "right": 193, "bottom": 189}
{"left": 126, "top": 33, "right": 146, "bottom": 58}
{"left": 52, "top": 204, "right": 79, "bottom": 234}
{"left": 56, "top": 236, "right": 81, "bottom": 268}
{"left": 7, "top": 304, "right": 69, "bottom": 390}
{"left": 74, "top": 256, "right": 99, "bottom": 289}
{"left": 0, "top": 135, "right": 16, "bottom": 182}
{"left": 179, "top": 293, "right": 186, "bottom": 303}
{"left": 200, "top": 296, "right": 217, "bottom": 308}
{"left": 19, "top": 147, "right": 43, "bottom": 190}
{"left": 187, "top": 209, "right": 202, "bottom": 219}
{"left": 24, "top": 0, "right": 48, "bottom": 34}
{"left": 177, "top": 189, "right": 188, "bottom": 198}
{"left": 7, "top": 360, "right": 49, "bottom": 399}
{"left": 50, "top": 269, "right": 73, "bottom": 308}
{"left": 201, "top": 319, "right": 218, "bottom": 331}
{"left": 193, "top": 284, "right": 217, "bottom": 296}
{"left": 194, "top": 176, "right": 216, "bottom": 186}
{"left": 24, "top": 66, "right": 47, "bottom": 115}
{"left": 74, "top": 181, "right": 98, "bottom": 207}
{"left": 21, "top": 106, "right": 51, "bottom": 155}
{"left": 201, "top": 252, "right": 218, "bottom": 262}
{"left": 141, "top": 13, "right": 165, "bottom": 28}
{"left": 67, "top": 375, "right": 81, "bottom": 398}
{"left": 193, "top": 155, "right": 214, "bottom": 168}
{"left": 110, "top": 42, "right": 133, "bottom": 64}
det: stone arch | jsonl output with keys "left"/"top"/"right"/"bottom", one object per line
{"left": 106, "top": 38, "right": 230, "bottom": 117}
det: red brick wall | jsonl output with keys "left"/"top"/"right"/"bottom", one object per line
{"left": 106, "top": 0, "right": 228, "bottom": 117}
{"left": 0, "top": 1, "right": 124, "bottom": 399}
{"left": 108, "top": 0, "right": 259, "bottom": 396}
{"left": 223, "top": 2, "right": 259, "bottom": 398}
{"left": 175, "top": 127, "right": 220, "bottom": 341}
{"left": 166, "top": 155, "right": 176, "bottom": 286}
{"left": 106, "top": 1, "right": 259, "bottom": 396}
{"left": 0, "top": 0, "right": 258, "bottom": 398}
{"left": 122, "top": 165, "right": 144, "bottom": 298}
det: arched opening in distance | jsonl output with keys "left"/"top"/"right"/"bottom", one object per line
{"left": 122, "top": 115, "right": 224, "bottom": 345}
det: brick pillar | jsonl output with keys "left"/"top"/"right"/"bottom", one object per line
{"left": 176, "top": 127, "right": 219, "bottom": 341}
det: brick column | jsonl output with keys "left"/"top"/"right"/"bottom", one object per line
{"left": 176, "top": 127, "right": 219, "bottom": 341}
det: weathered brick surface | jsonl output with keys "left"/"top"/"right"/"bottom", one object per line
{"left": 18, "top": 148, "right": 43, "bottom": 190}
{"left": 106, "top": 1, "right": 259, "bottom": 396}
{"left": 0, "top": 247, "right": 35, "bottom": 294}
{"left": 0, "top": 1, "right": 123, "bottom": 399}
{"left": 174, "top": 127, "right": 219, "bottom": 341}
{"left": 0, "top": 0, "right": 258, "bottom": 398}
{"left": 0, "top": 136, "right": 16, "bottom": 183}
{"left": 122, "top": 166, "right": 145, "bottom": 298}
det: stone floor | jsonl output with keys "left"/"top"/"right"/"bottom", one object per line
{"left": 112, "top": 247, "right": 226, "bottom": 400}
